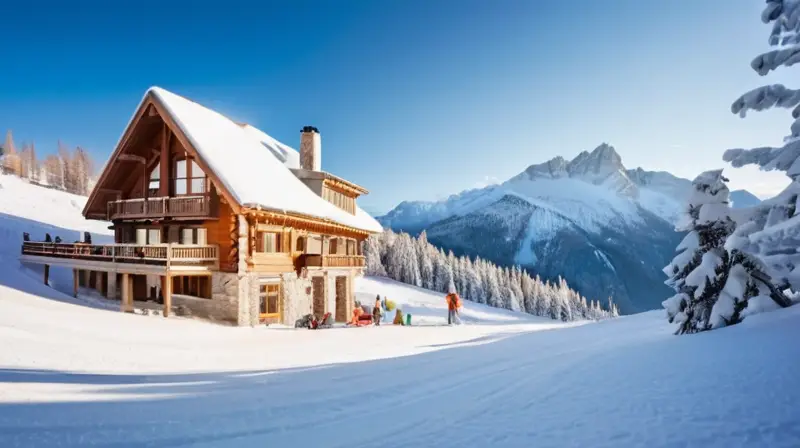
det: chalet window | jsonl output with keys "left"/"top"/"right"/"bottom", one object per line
{"left": 181, "top": 227, "right": 207, "bottom": 245}
{"left": 259, "top": 284, "right": 280, "bottom": 317}
{"left": 296, "top": 236, "right": 305, "bottom": 252}
{"left": 256, "top": 232, "right": 284, "bottom": 253}
{"left": 190, "top": 160, "right": 206, "bottom": 194}
{"left": 174, "top": 158, "right": 207, "bottom": 195}
{"left": 175, "top": 160, "right": 188, "bottom": 195}
{"left": 347, "top": 239, "right": 356, "bottom": 256}
{"left": 329, "top": 238, "right": 338, "bottom": 255}
{"left": 148, "top": 163, "right": 160, "bottom": 197}
{"left": 136, "top": 228, "right": 161, "bottom": 245}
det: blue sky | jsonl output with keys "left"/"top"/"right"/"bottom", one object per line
{"left": 0, "top": 0, "right": 793, "bottom": 214}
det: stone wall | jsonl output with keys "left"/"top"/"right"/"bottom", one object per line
{"left": 281, "top": 272, "right": 312, "bottom": 326}
{"left": 173, "top": 293, "right": 237, "bottom": 324}
{"left": 207, "top": 271, "right": 241, "bottom": 324}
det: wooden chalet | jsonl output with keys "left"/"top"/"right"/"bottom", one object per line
{"left": 20, "top": 87, "right": 382, "bottom": 326}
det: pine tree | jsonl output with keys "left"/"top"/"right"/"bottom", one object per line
{"left": 464, "top": 257, "right": 483, "bottom": 302}
{"left": 721, "top": 0, "right": 800, "bottom": 298}
{"left": 364, "top": 234, "right": 387, "bottom": 276}
{"left": 417, "top": 231, "right": 435, "bottom": 289}
{"left": 362, "top": 229, "right": 616, "bottom": 321}
{"left": 662, "top": 170, "right": 749, "bottom": 334}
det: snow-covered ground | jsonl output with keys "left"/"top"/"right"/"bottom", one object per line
{"left": 1, "top": 175, "right": 800, "bottom": 447}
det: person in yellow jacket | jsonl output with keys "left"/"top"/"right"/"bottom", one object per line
{"left": 393, "top": 309, "right": 405, "bottom": 325}
{"left": 445, "top": 290, "right": 462, "bottom": 325}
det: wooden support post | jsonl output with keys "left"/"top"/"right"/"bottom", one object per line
{"left": 163, "top": 274, "right": 172, "bottom": 318}
{"left": 44, "top": 265, "right": 50, "bottom": 286}
{"left": 73, "top": 269, "right": 79, "bottom": 298}
{"left": 121, "top": 273, "right": 131, "bottom": 313}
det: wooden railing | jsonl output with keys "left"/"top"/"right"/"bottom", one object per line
{"left": 21, "top": 242, "right": 219, "bottom": 268}
{"left": 304, "top": 254, "right": 365, "bottom": 268}
{"left": 107, "top": 196, "right": 211, "bottom": 220}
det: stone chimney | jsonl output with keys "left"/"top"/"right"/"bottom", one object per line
{"left": 300, "top": 126, "right": 321, "bottom": 171}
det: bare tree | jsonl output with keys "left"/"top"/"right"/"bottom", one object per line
{"left": 3, "top": 130, "right": 21, "bottom": 176}
{"left": 43, "top": 155, "right": 63, "bottom": 188}
{"left": 71, "top": 146, "right": 93, "bottom": 195}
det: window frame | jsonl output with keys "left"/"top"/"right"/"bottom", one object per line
{"left": 256, "top": 231, "right": 285, "bottom": 253}
{"left": 259, "top": 283, "right": 281, "bottom": 319}
{"left": 174, "top": 158, "right": 188, "bottom": 195}
{"left": 148, "top": 162, "right": 160, "bottom": 197}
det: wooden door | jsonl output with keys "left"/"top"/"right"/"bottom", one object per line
{"left": 312, "top": 277, "right": 325, "bottom": 317}
{"left": 335, "top": 276, "right": 348, "bottom": 322}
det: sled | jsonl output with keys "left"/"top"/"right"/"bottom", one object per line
{"left": 311, "top": 312, "right": 333, "bottom": 329}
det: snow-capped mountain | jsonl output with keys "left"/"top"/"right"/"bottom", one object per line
{"left": 379, "top": 144, "right": 758, "bottom": 314}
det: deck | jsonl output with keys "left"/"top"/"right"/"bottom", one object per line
{"left": 304, "top": 254, "right": 365, "bottom": 268}
{"left": 20, "top": 242, "right": 219, "bottom": 274}
{"left": 106, "top": 196, "right": 212, "bottom": 221}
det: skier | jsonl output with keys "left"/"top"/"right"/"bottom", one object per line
{"left": 445, "top": 290, "right": 462, "bottom": 325}
{"left": 373, "top": 295, "right": 382, "bottom": 326}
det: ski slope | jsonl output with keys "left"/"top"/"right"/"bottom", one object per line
{"left": 1, "top": 175, "right": 800, "bottom": 447}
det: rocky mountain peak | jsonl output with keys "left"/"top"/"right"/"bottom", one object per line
{"left": 567, "top": 143, "right": 625, "bottom": 177}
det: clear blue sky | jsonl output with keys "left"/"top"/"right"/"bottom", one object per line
{"left": 0, "top": 0, "right": 793, "bottom": 214}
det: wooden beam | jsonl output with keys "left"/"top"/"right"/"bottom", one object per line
{"left": 44, "top": 265, "right": 50, "bottom": 286}
{"left": 160, "top": 124, "right": 170, "bottom": 197}
{"left": 118, "top": 154, "right": 147, "bottom": 164}
{"left": 163, "top": 274, "right": 172, "bottom": 317}
{"left": 121, "top": 273, "right": 131, "bottom": 313}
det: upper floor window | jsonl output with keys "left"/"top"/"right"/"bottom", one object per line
{"left": 175, "top": 158, "right": 207, "bottom": 195}
{"left": 148, "top": 163, "right": 160, "bottom": 197}
{"left": 181, "top": 227, "right": 207, "bottom": 245}
{"left": 256, "top": 232, "right": 285, "bottom": 253}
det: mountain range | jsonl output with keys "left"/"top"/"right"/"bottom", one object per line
{"left": 378, "top": 144, "right": 761, "bottom": 314}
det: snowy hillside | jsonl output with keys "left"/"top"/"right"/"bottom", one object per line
{"left": 1, "top": 174, "right": 799, "bottom": 447}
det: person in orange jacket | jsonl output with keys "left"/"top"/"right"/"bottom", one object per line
{"left": 445, "top": 290, "right": 462, "bottom": 325}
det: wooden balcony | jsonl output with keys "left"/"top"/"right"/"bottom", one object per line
{"left": 21, "top": 242, "right": 219, "bottom": 272}
{"left": 304, "top": 254, "right": 365, "bottom": 268}
{"left": 107, "top": 196, "right": 212, "bottom": 221}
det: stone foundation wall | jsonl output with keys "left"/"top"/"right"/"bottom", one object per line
{"left": 282, "top": 272, "right": 312, "bottom": 326}
{"left": 208, "top": 272, "right": 242, "bottom": 324}
{"left": 173, "top": 294, "right": 237, "bottom": 324}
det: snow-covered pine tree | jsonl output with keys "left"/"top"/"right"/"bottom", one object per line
{"left": 417, "top": 231, "right": 435, "bottom": 289}
{"left": 508, "top": 267, "right": 524, "bottom": 312}
{"left": 557, "top": 277, "right": 573, "bottom": 322}
{"left": 722, "top": 0, "right": 800, "bottom": 300}
{"left": 364, "top": 234, "right": 387, "bottom": 276}
{"left": 662, "top": 170, "right": 744, "bottom": 334}
{"left": 521, "top": 270, "right": 535, "bottom": 313}
{"left": 464, "top": 257, "right": 483, "bottom": 302}
{"left": 486, "top": 265, "right": 503, "bottom": 308}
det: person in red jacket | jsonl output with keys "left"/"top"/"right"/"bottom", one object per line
{"left": 445, "top": 290, "right": 462, "bottom": 325}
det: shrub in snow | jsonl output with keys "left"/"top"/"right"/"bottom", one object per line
{"left": 722, "top": 0, "right": 800, "bottom": 300}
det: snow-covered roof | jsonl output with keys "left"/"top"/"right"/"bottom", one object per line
{"left": 149, "top": 87, "right": 382, "bottom": 233}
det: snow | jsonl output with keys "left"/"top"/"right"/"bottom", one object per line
{"left": 593, "top": 249, "right": 616, "bottom": 273}
{"left": 146, "top": 87, "right": 381, "bottom": 233}
{"left": 2, "top": 176, "right": 800, "bottom": 447}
